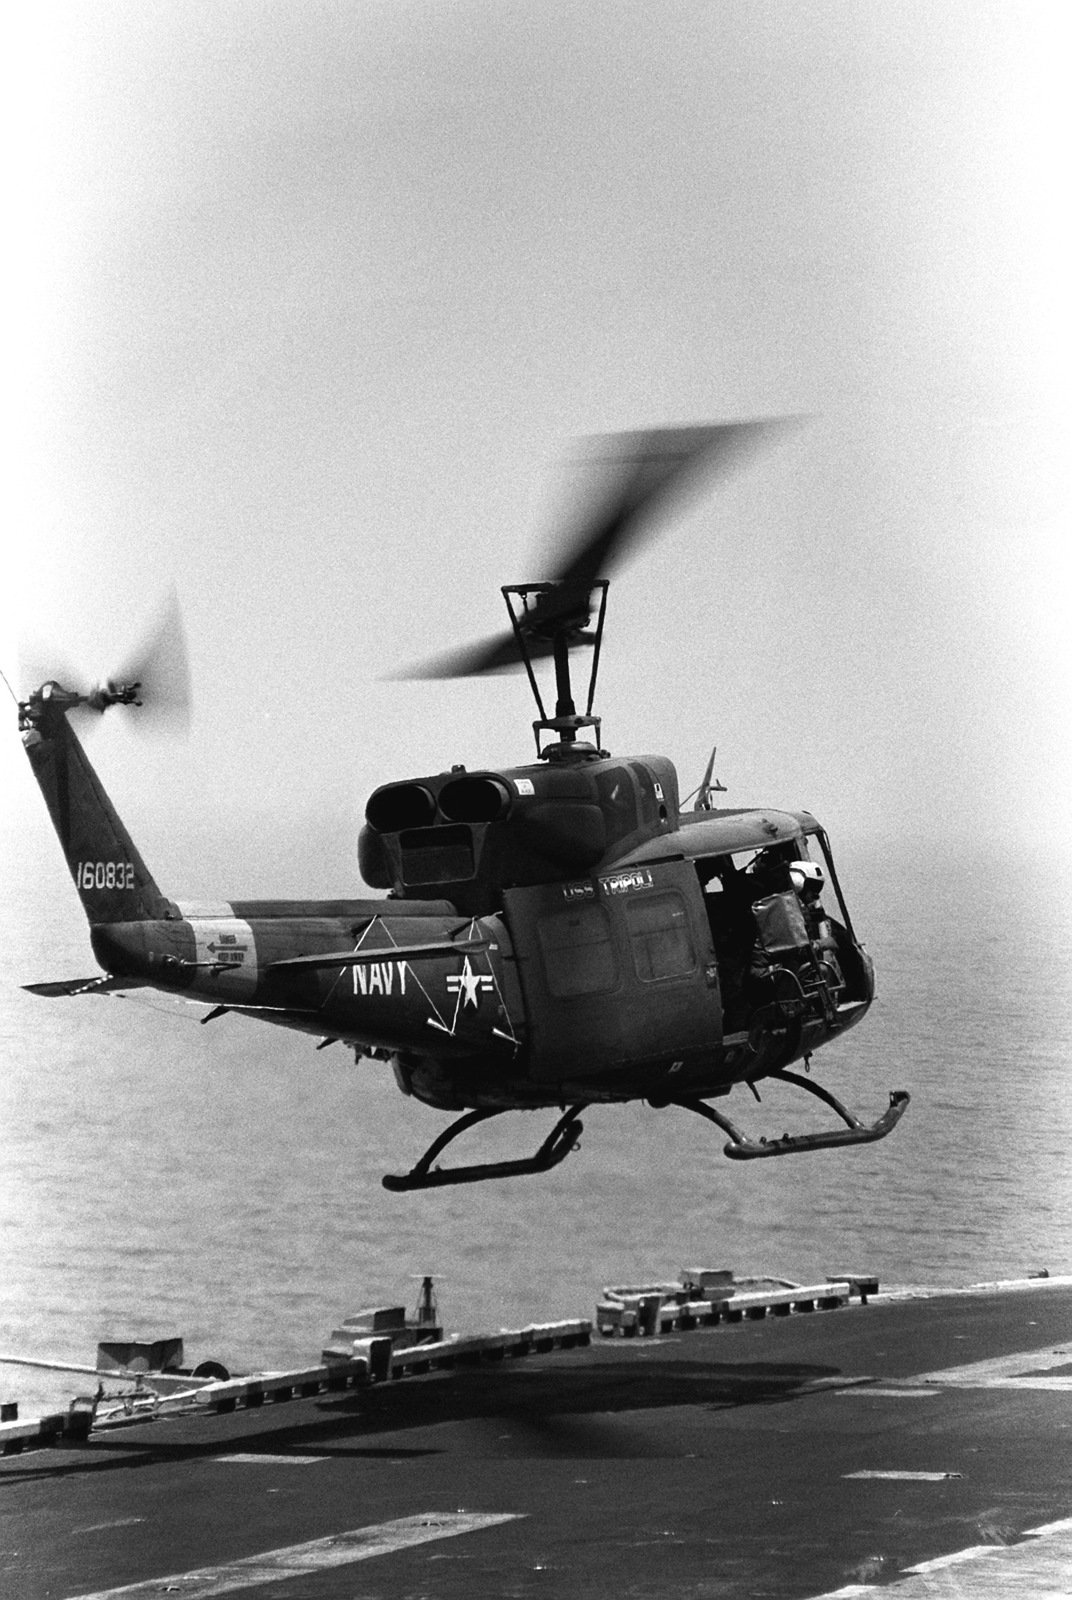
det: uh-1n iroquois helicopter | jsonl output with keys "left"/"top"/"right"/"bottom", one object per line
{"left": 18, "top": 421, "right": 908, "bottom": 1190}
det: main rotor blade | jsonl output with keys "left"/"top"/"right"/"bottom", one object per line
{"left": 392, "top": 630, "right": 527, "bottom": 680}
{"left": 392, "top": 629, "right": 595, "bottom": 680}
{"left": 391, "top": 417, "right": 802, "bottom": 680}
{"left": 548, "top": 417, "right": 803, "bottom": 591}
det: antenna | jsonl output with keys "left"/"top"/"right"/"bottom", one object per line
{"left": 690, "top": 745, "right": 728, "bottom": 810}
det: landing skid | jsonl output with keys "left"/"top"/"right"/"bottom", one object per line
{"left": 382, "top": 1104, "right": 588, "bottom": 1191}
{"left": 675, "top": 1072, "right": 910, "bottom": 1160}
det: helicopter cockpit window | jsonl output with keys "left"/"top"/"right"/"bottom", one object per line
{"left": 798, "top": 827, "right": 855, "bottom": 935}
{"left": 537, "top": 904, "right": 617, "bottom": 998}
{"left": 626, "top": 891, "right": 696, "bottom": 982}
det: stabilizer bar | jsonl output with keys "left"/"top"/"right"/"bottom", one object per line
{"left": 382, "top": 1104, "right": 587, "bottom": 1191}
{"left": 675, "top": 1078, "right": 910, "bottom": 1161}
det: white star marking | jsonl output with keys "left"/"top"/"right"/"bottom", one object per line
{"left": 446, "top": 956, "right": 493, "bottom": 1009}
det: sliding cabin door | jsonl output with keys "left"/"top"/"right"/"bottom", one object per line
{"left": 504, "top": 859, "right": 722, "bottom": 1089}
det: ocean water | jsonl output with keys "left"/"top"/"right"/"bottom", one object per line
{"left": 2, "top": 827, "right": 1070, "bottom": 1418}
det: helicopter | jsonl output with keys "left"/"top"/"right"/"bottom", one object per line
{"left": 17, "top": 422, "right": 908, "bottom": 1190}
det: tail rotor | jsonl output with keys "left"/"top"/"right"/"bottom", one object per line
{"left": 19, "top": 589, "right": 191, "bottom": 736}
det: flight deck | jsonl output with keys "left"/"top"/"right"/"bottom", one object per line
{"left": 1, "top": 1273, "right": 1070, "bottom": 1599}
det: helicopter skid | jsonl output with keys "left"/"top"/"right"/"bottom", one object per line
{"left": 674, "top": 1075, "right": 910, "bottom": 1160}
{"left": 382, "top": 1103, "right": 588, "bottom": 1191}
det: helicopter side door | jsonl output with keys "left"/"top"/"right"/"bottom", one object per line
{"left": 503, "top": 858, "right": 722, "bottom": 1088}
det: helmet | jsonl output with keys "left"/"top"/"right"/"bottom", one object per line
{"left": 789, "top": 859, "right": 824, "bottom": 895}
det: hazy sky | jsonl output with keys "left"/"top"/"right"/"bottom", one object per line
{"left": 3, "top": 0, "right": 1069, "bottom": 904}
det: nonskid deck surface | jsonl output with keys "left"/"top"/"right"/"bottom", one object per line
{"left": 2, "top": 1280, "right": 1071, "bottom": 1600}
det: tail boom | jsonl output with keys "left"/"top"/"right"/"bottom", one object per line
{"left": 20, "top": 687, "right": 174, "bottom": 924}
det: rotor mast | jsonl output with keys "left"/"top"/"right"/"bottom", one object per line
{"left": 502, "top": 580, "right": 609, "bottom": 762}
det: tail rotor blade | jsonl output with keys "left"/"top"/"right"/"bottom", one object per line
{"left": 110, "top": 588, "right": 191, "bottom": 735}
{"left": 17, "top": 590, "right": 191, "bottom": 736}
{"left": 18, "top": 635, "right": 83, "bottom": 700}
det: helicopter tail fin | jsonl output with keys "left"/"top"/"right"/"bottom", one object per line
{"left": 20, "top": 693, "right": 174, "bottom": 925}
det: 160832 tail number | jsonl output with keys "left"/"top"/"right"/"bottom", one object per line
{"left": 77, "top": 860, "right": 135, "bottom": 890}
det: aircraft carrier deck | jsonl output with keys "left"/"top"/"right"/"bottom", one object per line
{"left": 1, "top": 1273, "right": 1070, "bottom": 1599}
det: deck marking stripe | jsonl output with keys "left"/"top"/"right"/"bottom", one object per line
{"left": 844, "top": 1470, "right": 963, "bottom": 1481}
{"left": 1028, "top": 1516, "right": 1072, "bottom": 1536}
{"left": 71, "top": 1520, "right": 146, "bottom": 1536}
{"left": 807, "top": 1515, "right": 1072, "bottom": 1596}
{"left": 911, "top": 1344, "right": 1072, "bottom": 1390}
{"left": 209, "top": 1453, "right": 328, "bottom": 1465}
{"left": 65, "top": 1511, "right": 522, "bottom": 1600}
{"left": 905, "top": 1543, "right": 1002, "bottom": 1569}
{"left": 816, "top": 1589, "right": 878, "bottom": 1598}
{"left": 834, "top": 1388, "right": 938, "bottom": 1398}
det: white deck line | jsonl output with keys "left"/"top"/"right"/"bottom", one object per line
{"left": 66, "top": 1511, "right": 523, "bottom": 1600}
{"left": 843, "top": 1471, "right": 962, "bottom": 1481}
{"left": 876, "top": 1274, "right": 1072, "bottom": 1301}
{"left": 810, "top": 1515, "right": 1072, "bottom": 1597}
{"left": 209, "top": 1453, "right": 328, "bottom": 1465}
{"left": 911, "top": 1343, "right": 1072, "bottom": 1391}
